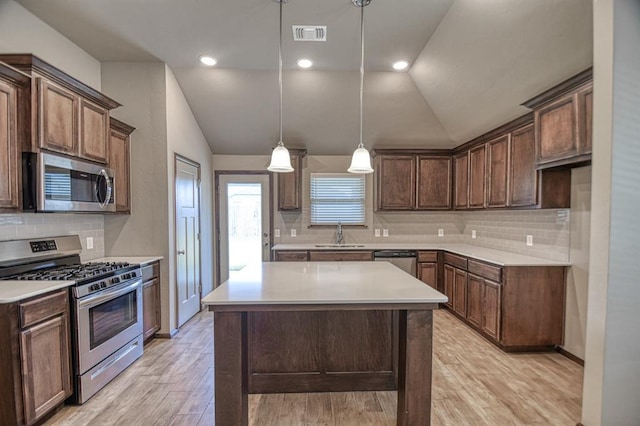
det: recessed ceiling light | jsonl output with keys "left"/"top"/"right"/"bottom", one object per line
{"left": 392, "top": 61, "right": 409, "bottom": 71}
{"left": 199, "top": 55, "right": 217, "bottom": 66}
{"left": 297, "top": 58, "right": 313, "bottom": 69}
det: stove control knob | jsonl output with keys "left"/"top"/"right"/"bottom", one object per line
{"left": 90, "top": 284, "right": 99, "bottom": 291}
{"left": 112, "top": 277, "right": 120, "bottom": 284}
{"left": 100, "top": 282, "right": 107, "bottom": 289}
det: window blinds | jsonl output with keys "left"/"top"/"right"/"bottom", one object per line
{"left": 310, "top": 173, "right": 365, "bottom": 225}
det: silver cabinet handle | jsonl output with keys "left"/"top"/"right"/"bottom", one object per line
{"left": 177, "top": 250, "right": 185, "bottom": 255}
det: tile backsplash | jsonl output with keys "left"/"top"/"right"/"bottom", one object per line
{"left": 0, "top": 214, "right": 105, "bottom": 261}
{"left": 275, "top": 208, "right": 570, "bottom": 262}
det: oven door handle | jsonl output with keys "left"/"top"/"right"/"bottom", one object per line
{"left": 77, "top": 279, "right": 141, "bottom": 310}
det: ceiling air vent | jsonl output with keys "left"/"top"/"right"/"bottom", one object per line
{"left": 292, "top": 25, "right": 327, "bottom": 41}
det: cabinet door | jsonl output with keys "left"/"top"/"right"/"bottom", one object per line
{"left": 79, "top": 98, "right": 109, "bottom": 163}
{"left": 482, "top": 280, "right": 502, "bottom": 340}
{"left": 274, "top": 250, "right": 308, "bottom": 261}
{"left": 509, "top": 124, "right": 537, "bottom": 207}
{"left": 578, "top": 86, "right": 593, "bottom": 155}
{"left": 376, "top": 155, "right": 415, "bottom": 210}
{"left": 535, "top": 94, "right": 578, "bottom": 164}
{"left": 486, "top": 135, "right": 510, "bottom": 208}
{"left": 38, "top": 79, "right": 78, "bottom": 155}
{"left": 0, "top": 80, "right": 19, "bottom": 209}
{"left": 453, "top": 152, "right": 468, "bottom": 209}
{"left": 466, "top": 274, "right": 483, "bottom": 328}
{"left": 418, "top": 263, "right": 437, "bottom": 288}
{"left": 308, "top": 251, "right": 373, "bottom": 261}
{"left": 416, "top": 156, "right": 452, "bottom": 210}
{"left": 468, "top": 145, "right": 486, "bottom": 208}
{"left": 109, "top": 128, "right": 130, "bottom": 213}
{"left": 278, "top": 152, "right": 302, "bottom": 210}
{"left": 20, "top": 314, "right": 72, "bottom": 425}
{"left": 143, "top": 278, "right": 160, "bottom": 340}
{"left": 453, "top": 268, "right": 468, "bottom": 317}
{"left": 443, "top": 265, "right": 455, "bottom": 310}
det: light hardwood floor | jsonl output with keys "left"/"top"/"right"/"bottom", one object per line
{"left": 45, "top": 309, "right": 583, "bottom": 425}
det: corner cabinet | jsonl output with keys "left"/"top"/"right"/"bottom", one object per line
{"left": 142, "top": 261, "right": 161, "bottom": 342}
{"left": 0, "top": 54, "right": 121, "bottom": 164}
{"left": 109, "top": 118, "right": 135, "bottom": 213}
{"left": 0, "top": 63, "right": 29, "bottom": 211}
{"left": 374, "top": 151, "right": 452, "bottom": 211}
{"left": 0, "top": 289, "right": 73, "bottom": 425}
{"left": 522, "top": 68, "right": 592, "bottom": 169}
{"left": 277, "top": 149, "right": 307, "bottom": 211}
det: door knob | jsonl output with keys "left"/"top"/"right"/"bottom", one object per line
{"left": 177, "top": 250, "right": 185, "bottom": 255}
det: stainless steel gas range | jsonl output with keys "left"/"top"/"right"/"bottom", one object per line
{"left": 0, "top": 235, "right": 143, "bottom": 403}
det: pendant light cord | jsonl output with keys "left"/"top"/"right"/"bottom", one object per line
{"left": 278, "top": 0, "right": 284, "bottom": 145}
{"left": 358, "top": 3, "right": 365, "bottom": 149}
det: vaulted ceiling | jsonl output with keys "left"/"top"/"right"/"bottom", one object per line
{"left": 16, "top": 0, "right": 593, "bottom": 155}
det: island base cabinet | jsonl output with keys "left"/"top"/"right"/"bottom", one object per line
{"left": 247, "top": 310, "right": 395, "bottom": 393}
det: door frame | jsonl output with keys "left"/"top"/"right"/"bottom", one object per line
{"left": 174, "top": 154, "right": 202, "bottom": 327}
{"left": 214, "top": 171, "right": 273, "bottom": 288}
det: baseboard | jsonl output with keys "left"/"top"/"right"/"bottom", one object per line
{"left": 555, "top": 346, "right": 584, "bottom": 366}
{"left": 155, "top": 329, "right": 179, "bottom": 339}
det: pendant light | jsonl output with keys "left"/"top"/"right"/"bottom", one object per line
{"left": 348, "top": 0, "right": 374, "bottom": 174}
{"left": 267, "top": 0, "right": 294, "bottom": 173}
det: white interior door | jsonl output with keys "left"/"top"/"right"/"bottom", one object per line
{"left": 175, "top": 157, "right": 201, "bottom": 327}
{"left": 218, "top": 174, "right": 270, "bottom": 285}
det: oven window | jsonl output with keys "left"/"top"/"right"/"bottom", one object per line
{"left": 89, "top": 291, "right": 137, "bottom": 349}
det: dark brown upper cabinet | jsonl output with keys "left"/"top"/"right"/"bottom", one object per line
{"left": 0, "top": 54, "right": 121, "bottom": 165}
{"left": 468, "top": 145, "right": 486, "bottom": 209}
{"left": 522, "top": 68, "right": 592, "bottom": 170}
{"left": 277, "top": 148, "right": 306, "bottom": 211}
{"left": 453, "top": 152, "right": 469, "bottom": 210}
{"left": 109, "top": 118, "right": 135, "bottom": 214}
{"left": 374, "top": 151, "right": 451, "bottom": 211}
{"left": 508, "top": 123, "right": 537, "bottom": 207}
{"left": 0, "top": 63, "right": 29, "bottom": 211}
{"left": 486, "top": 135, "right": 510, "bottom": 208}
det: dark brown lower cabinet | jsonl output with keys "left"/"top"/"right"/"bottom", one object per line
{"left": 417, "top": 262, "right": 437, "bottom": 288}
{"left": 0, "top": 289, "right": 72, "bottom": 425}
{"left": 247, "top": 310, "right": 395, "bottom": 393}
{"left": 482, "top": 279, "right": 502, "bottom": 340}
{"left": 453, "top": 268, "right": 468, "bottom": 317}
{"left": 443, "top": 265, "right": 455, "bottom": 310}
{"left": 274, "top": 250, "right": 309, "bottom": 261}
{"left": 466, "top": 274, "right": 483, "bottom": 328}
{"left": 142, "top": 261, "right": 161, "bottom": 342}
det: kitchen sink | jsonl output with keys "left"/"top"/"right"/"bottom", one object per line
{"left": 314, "top": 244, "right": 365, "bottom": 248}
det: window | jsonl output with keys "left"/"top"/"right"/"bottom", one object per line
{"left": 310, "top": 173, "right": 365, "bottom": 225}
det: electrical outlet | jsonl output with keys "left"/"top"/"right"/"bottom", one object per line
{"left": 86, "top": 237, "right": 93, "bottom": 250}
{"left": 526, "top": 235, "right": 533, "bottom": 246}
{"left": 382, "top": 229, "right": 389, "bottom": 237}
{"left": 374, "top": 229, "right": 381, "bottom": 237}
{"left": 438, "top": 229, "right": 444, "bottom": 237}
{"left": 274, "top": 229, "right": 280, "bottom": 238}
{"left": 291, "top": 229, "right": 296, "bottom": 237}
{"left": 471, "top": 230, "right": 476, "bottom": 239}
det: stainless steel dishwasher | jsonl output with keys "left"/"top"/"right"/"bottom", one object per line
{"left": 373, "top": 250, "right": 417, "bottom": 277}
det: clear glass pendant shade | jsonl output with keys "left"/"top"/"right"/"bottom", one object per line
{"left": 348, "top": 145, "right": 373, "bottom": 174}
{"left": 267, "top": 142, "right": 293, "bottom": 173}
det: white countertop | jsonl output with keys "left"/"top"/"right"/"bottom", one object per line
{"left": 272, "top": 243, "right": 569, "bottom": 267}
{"left": 0, "top": 280, "right": 75, "bottom": 304}
{"left": 202, "top": 261, "right": 448, "bottom": 307}
{"left": 93, "top": 256, "right": 163, "bottom": 266}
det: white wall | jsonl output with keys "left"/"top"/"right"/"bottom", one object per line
{"left": 165, "top": 65, "right": 215, "bottom": 302}
{"left": 101, "top": 62, "right": 172, "bottom": 332}
{"left": 0, "top": 0, "right": 101, "bottom": 90}
{"left": 564, "top": 166, "right": 591, "bottom": 360}
{"left": 583, "top": 0, "right": 640, "bottom": 424}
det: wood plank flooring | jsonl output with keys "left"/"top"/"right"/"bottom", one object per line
{"left": 44, "top": 309, "right": 583, "bottom": 425}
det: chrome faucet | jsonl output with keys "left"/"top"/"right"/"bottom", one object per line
{"left": 336, "top": 221, "right": 344, "bottom": 245}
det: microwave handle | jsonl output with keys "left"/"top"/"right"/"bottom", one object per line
{"left": 96, "top": 169, "right": 113, "bottom": 208}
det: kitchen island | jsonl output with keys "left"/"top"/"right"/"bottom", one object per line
{"left": 202, "top": 261, "right": 447, "bottom": 425}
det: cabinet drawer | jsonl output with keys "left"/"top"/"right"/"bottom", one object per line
{"left": 443, "top": 252, "right": 467, "bottom": 270}
{"left": 20, "top": 289, "right": 68, "bottom": 329}
{"left": 308, "top": 251, "right": 373, "bottom": 262}
{"left": 417, "top": 251, "right": 438, "bottom": 263}
{"left": 468, "top": 260, "right": 502, "bottom": 282}
{"left": 142, "top": 262, "right": 160, "bottom": 282}
{"left": 274, "top": 251, "right": 309, "bottom": 261}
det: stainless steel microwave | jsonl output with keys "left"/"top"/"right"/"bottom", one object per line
{"left": 22, "top": 152, "right": 115, "bottom": 213}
